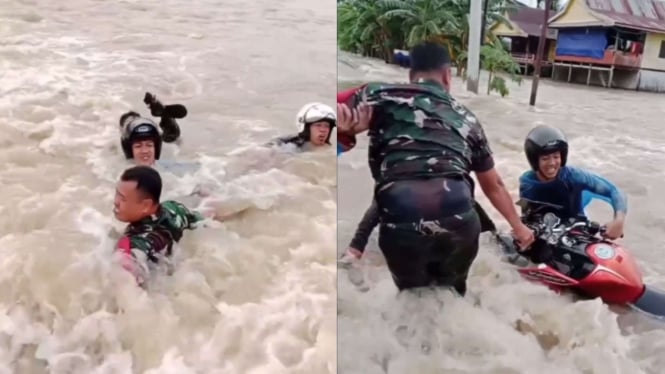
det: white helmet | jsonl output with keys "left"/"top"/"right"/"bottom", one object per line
{"left": 295, "top": 102, "right": 336, "bottom": 133}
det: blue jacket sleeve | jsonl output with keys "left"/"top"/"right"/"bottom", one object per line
{"left": 518, "top": 172, "right": 535, "bottom": 200}
{"left": 567, "top": 167, "right": 627, "bottom": 215}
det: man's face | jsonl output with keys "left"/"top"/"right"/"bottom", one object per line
{"left": 131, "top": 140, "right": 156, "bottom": 166}
{"left": 113, "top": 180, "right": 154, "bottom": 223}
{"left": 308, "top": 121, "right": 331, "bottom": 146}
{"left": 537, "top": 152, "right": 562, "bottom": 181}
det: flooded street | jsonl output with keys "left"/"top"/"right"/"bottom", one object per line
{"left": 0, "top": 1, "right": 336, "bottom": 373}
{"left": 338, "top": 50, "right": 665, "bottom": 374}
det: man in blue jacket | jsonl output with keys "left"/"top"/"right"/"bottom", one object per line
{"left": 519, "top": 125, "right": 627, "bottom": 240}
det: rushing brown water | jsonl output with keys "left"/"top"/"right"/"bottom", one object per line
{"left": 338, "top": 50, "right": 665, "bottom": 374}
{"left": 0, "top": 1, "right": 336, "bottom": 373}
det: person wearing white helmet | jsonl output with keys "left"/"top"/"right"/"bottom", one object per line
{"left": 268, "top": 102, "right": 336, "bottom": 150}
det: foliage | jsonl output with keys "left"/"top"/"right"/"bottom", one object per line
{"left": 536, "top": 0, "right": 563, "bottom": 12}
{"left": 479, "top": 42, "right": 522, "bottom": 96}
{"left": 337, "top": 0, "right": 527, "bottom": 97}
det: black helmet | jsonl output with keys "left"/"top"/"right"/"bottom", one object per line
{"left": 524, "top": 125, "right": 568, "bottom": 171}
{"left": 119, "top": 111, "right": 162, "bottom": 160}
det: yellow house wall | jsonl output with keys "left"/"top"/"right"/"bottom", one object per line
{"left": 549, "top": 0, "right": 604, "bottom": 28}
{"left": 491, "top": 20, "right": 525, "bottom": 37}
{"left": 641, "top": 32, "right": 665, "bottom": 71}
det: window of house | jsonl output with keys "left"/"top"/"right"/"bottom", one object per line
{"left": 659, "top": 40, "right": 665, "bottom": 59}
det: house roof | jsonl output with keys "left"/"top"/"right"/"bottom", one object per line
{"left": 508, "top": 7, "right": 558, "bottom": 38}
{"left": 550, "top": 0, "right": 665, "bottom": 33}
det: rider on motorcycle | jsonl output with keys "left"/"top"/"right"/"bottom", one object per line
{"left": 519, "top": 125, "right": 627, "bottom": 241}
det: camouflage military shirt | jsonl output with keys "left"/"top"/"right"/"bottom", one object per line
{"left": 347, "top": 80, "right": 494, "bottom": 187}
{"left": 122, "top": 200, "right": 204, "bottom": 264}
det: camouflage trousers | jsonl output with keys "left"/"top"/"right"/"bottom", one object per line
{"left": 375, "top": 177, "right": 482, "bottom": 295}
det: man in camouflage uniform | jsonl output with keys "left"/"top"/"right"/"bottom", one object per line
{"left": 114, "top": 165, "right": 206, "bottom": 285}
{"left": 337, "top": 42, "right": 534, "bottom": 295}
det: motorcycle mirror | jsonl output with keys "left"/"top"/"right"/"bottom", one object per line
{"left": 543, "top": 212, "right": 560, "bottom": 228}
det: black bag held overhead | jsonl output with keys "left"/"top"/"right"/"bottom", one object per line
{"left": 144, "top": 92, "right": 188, "bottom": 119}
{"left": 143, "top": 92, "right": 187, "bottom": 143}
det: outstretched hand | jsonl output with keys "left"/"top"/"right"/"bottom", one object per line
{"left": 337, "top": 103, "right": 356, "bottom": 134}
{"left": 338, "top": 247, "right": 363, "bottom": 268}
{"left": 512, "top": 222, "right": 535, "bottom": 251}
{"left": 603, "top": 219, "right": 624, "bottom": 240}
{"left": 337, "top": 103, "right": 373, "bottom": 135}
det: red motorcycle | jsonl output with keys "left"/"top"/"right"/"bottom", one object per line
{"left": 486, "top": 198, "right": 665, "bottom": 318}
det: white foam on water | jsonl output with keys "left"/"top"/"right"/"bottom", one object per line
{"left": 0, "top": 0, "right": 336, "bottom": 372}
{"left": 338, "top": 52, "right": 665, "bottom": 374}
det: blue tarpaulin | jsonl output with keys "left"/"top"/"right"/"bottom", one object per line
{"left": 556, "top": 28, "right": 607, "bottom": 59}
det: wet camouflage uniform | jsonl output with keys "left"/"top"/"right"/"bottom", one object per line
{"left": 342, "top": 80, "right": 495, "bottom": 295}
{"left": 118, "top": 200, "right": 203, "bottom": 281}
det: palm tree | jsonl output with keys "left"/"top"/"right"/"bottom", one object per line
{"left": 338, "top": 0, "right": 404, "bottom": 61}
{"left": 445, "top": 0, "right": 516, "bottom": 76}
{"left": 379, "top": 0, "right": 459, "bottom": 47}
{"left": 337, "top": 0, "right": 526, "bottom": 95}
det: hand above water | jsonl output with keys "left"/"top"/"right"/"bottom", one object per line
{"left": 337, "top": 103, "right": 373, "bottom": 135}
{"left": 355, "top": 103, "right": 373, "bottom": 134}
{"left": 338, "top": 247, "right": 363, "bottom": 268}
{"left": 337, "top": 103, "right": 355, "bottom": 134}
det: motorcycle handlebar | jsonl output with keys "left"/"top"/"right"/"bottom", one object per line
{"left": 526, "top": 219, "right": 623, "bottom": 240}
{"left": 512, "top": 216, "right": 624, "bottom": 252}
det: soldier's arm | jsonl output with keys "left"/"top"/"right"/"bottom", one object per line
{"left": 337, "top": 85, "right": 367, "bottom": 153}
{"left": 471, "top": 125, "right": 523, "bottom": 230}
{"left": 190, "top": 203, "right": 240, "bottom": 223}
{"left": 468, "top": 124, "right": 494, "bottom": 173}
{"left": 162, "top": 200, "right": 205, "bottom": 229}
{"left": 183, "top": 208, "right": 205, "bottom": 228}
{"left": 116, "top": 235, "right": 154, "bottom": 285}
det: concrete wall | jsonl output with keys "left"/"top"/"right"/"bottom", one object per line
{"left": 638, "top": 69, "right": 665, "bottom": 92}
{"left": 641, "top": 32, "right": 665, "bottom": 71}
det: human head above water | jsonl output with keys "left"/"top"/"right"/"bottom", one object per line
{"left": 524, "top": 125, "right": 569, "bottom": 181}
{"left": 119, "top": 111, "right": 162, "bottom": 166}
{"left": 408, "top": 42, "right": 452, "bottom": 92}
{"left": 296, "top": 102, "right": 336, "bottom": 146}
{"left": 113, "top": 165, "right": 162, "bottom": 223}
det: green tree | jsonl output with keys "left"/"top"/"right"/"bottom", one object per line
{"left": 338, "top": 0, "right": 404, "bottom": 61}
{"left": 337, "top": 0, "right": 526, "bottom": 97}
{"left": 379, "top": 0, "right": 459, "bottom": 47}
{"left": 481, "top": 42, "right": 522, "bottom": 96}
{"left": 536, "top": 0, "right": 562, "bottom": 11}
